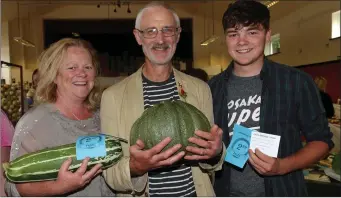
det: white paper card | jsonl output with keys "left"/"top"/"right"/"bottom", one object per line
{"left": 250, "top": 131, "right": 281, "bottom": 158}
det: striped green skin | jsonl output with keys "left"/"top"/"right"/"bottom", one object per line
{"left": 130, "top": 100, "right": 211, "bottom": 153}
{"left": 3, "top": 135, "right": 123, "bottom": 183}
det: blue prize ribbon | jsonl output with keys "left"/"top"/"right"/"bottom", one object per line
{"left": 76, "top": 134, "right": 107, "bottom": 160}
{"left": 225, "top": 124, "right": 252, "bottom": 168}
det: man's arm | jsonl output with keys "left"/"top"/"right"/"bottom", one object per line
{"left": 248, "top": 141, "right": 329, "bottom": 176}
{"left": 248, "top": 75, "right": 333, "bottom": 176}
{"left": 198, "top": 83, "right": 226, "bottom": 171}
{"left": 285, "top": 76, "right": 334, "bottom": 171}
{"left": 280, "top": 141, "right": 329, "bottom": 174}
{"left": 101, "top": 88, "right": 187, "bottom": 194}
{"left": 298, "top": 76, "right": 334, "bottom": 151}
{"left": 100, "top": 89, "right": 146, "bottom": 193}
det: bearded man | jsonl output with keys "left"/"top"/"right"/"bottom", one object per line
{"left": 100, "top": 1, "right": 225, "bottom": 197}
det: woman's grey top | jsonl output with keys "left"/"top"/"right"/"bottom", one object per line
{"left": 5, "top": 103, "right": 115, "bottom": 197}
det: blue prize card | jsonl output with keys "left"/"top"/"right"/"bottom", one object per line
{"left": 225, "top": 124, "right": 252, "bottom": 168}
{"left": 76, "top": 134, "right": 106, "bottom": 160}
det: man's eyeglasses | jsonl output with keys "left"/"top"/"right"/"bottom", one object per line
{"left": 135, "top": 27, "right": 181, "bottom": 39}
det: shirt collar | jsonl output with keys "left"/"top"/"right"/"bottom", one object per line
{"left": 223, "top": 56, "right": 271, "bottom": 81}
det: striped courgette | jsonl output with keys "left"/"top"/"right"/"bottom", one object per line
{"left": 2, "top": 135, "right": 124, "bottom": 183}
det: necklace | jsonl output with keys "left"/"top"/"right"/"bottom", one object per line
{"left": 70, "top": 110, "right": 87, "bottom": 129}
{"left": 57, "top": 91, "right": 88, "bottom": 128}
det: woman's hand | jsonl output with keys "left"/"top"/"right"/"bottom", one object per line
{"left": 16, "top": 157, "right": 103, "bottom": 196}
{"left": 54, "top": 157, "right": 103, "bottom": 195}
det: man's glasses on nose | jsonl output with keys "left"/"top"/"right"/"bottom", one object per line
{"left": 135, "top": 27, "right": 181, "bottom": 39}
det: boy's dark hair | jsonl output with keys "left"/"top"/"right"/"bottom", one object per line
{"left": 222, "top": 0, "right": 270, "bottom": 31}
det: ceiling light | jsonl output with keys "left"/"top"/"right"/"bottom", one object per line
{"left": 200, "top": 1, "right": 219, "bottom": 46}
{"left": 13, "top": 2, "right": 35, "bottom": 48}
{"left": 264, "top": 1, "right": 279, "bottom": 8}
{"left": 200, "top": 35, "right": 219, "bottom": 46}
{"left": 13, "top": 37, "right": 35, "bottom": 47}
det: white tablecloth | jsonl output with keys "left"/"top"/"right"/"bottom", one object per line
{"left": 333, "top": 104, "right": 340, "bottom": 119}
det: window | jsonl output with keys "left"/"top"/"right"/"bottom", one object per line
{"left": 331, "top": 10, "right": 340, "bottom": 39}
{"left": 264, "top": 33, "right": 280, "bottom": 56}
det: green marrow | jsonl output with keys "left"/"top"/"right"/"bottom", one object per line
{"left": 3, "top": 135, "right": 123, "bottom": 183}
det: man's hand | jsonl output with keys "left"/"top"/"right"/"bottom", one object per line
{"left": 248, "top": 148, "right": 285, "bottom": 176}
{"left": 184, "top": 125, "right": 223, "bottom": 160}
{"left": 129, "top": 137, "right": 185, "bottom": 176}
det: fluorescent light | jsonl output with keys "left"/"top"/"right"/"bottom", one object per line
{"left": 13, "top": 37, "right": 35, "bottom": 47}
{"left": 331, "top": 10, "right": 340, "bottom": 39}
{"left": 200, "top": 35, "right": 219, "bottom": 46}
{"left": 264, "top": 1, "right": 279, "bottom": 8}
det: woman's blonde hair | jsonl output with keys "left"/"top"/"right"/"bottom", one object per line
{"left": 314, "top": 76, "right": 327, "bottom": 92}
{"left": 35, "top": 38, "right": 101, "bottom": 111}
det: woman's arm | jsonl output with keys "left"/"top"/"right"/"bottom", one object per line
{"left": 1, "top": 110, "right": 14, "bottom": 197}
{"left": 15, "top": 157, "right": 103, "bottom": 197}
{"left": 1, "top": 147, "right": 11, "bottom": 197}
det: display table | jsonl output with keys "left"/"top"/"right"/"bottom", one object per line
{"left": 306, "top": 179, "right": 341, "bottom": 196}
{"left": 303, "top": 104, "right": 341, "bottom": 196}
{"left": 304, "top": 152, "right": 340, "bottom": 196}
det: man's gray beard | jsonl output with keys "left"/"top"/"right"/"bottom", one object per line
{"left": 142, "top": 46, "right": 174, "bottom": 66}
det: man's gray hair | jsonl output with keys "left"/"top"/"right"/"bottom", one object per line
{"left": 135, "top": 1, "right": 181, "bottom": 29}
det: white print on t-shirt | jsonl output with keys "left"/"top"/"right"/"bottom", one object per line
{"left": 227, "top": 95, "right": 261, "bottom": 110}
{"left": 227, "top": 94, "right": 261, "bottom": 136}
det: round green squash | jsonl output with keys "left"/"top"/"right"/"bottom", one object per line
{"left": 130, "top": 100, "right": 211, "bottom": 153}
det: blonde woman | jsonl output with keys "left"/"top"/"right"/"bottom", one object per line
{"left": 5, "top": 38, "right": 115, "bottom": 197}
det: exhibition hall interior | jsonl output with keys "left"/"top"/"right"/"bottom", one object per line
{"left": 1, "top": 0, "right": 340, "bottom": 197}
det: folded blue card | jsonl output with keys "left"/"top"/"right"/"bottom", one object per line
{"left": 225, "top": 124, "right": 252, "bottom": 168}
{"left": 76, "top": 134, "right": 106, "bottom": 160}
